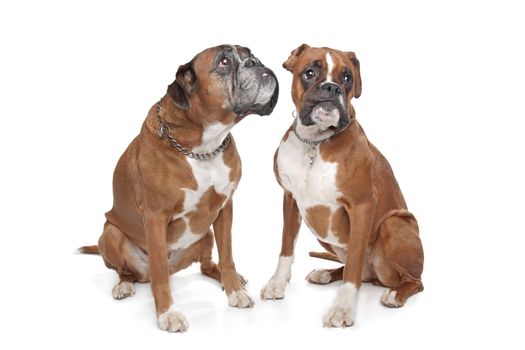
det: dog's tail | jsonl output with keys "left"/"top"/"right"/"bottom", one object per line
{"left": 75, "top": 245, "right": 100, "bottom": 255}
{"left": 309, "top": 251, "right": 341, "bottom": 263}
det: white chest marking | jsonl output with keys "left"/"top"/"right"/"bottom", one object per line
{"left": 170, "top": 123, "right": 236, "bottom": 250}
{"left": 277, "top": 133, "right": 344, "bottom": 247}
{"left": 326, "top": 52, "right": 334, "bottom": 82}
{"left": 193, "top": 122, "right": 234, "bottom": 154}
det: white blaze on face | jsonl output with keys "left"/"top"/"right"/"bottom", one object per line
{"left": 325, "top": 52, "right": 335, "bottom": 82}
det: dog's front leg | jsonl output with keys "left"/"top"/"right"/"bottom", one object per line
{"left": 323, "top": 195, "right": 377, "bottom": 328}
{"left": 144, "top": 211, "right": 188, "bottom": 332}
{"left": 261, "top": 191, "right": 301, "bottom": 300}
{"left": 213, "top": 199, "right": 254, "bottom": 308}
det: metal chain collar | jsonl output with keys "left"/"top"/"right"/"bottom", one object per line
{"left": 155, "top": 100, "right": 231, "bottom": 160}
{"left": 291, "top": 111, "right": 352, "bottom": 166}
{"left": 291, "top": 123, "right": 322, "bottom": 148}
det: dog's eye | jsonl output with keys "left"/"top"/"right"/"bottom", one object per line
{"left": 219, "top": 57, "right": 232, "bottom": 67}
{"left": 304, "top": 69, "right": 316, "bottom": 80}
{"left": 343, "top": 73, "right": 353, "bottom": 86}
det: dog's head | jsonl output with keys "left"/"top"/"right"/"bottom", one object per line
{"left": 283, "top": 44, "right": 361, "bottom": 141}
{"left": 167, "top": 45, "right": 279, "bottom": 124}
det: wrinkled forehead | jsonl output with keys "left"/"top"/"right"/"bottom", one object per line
{"left": 296, "top": 47, "right": 350, "bottom": 72}
{"left": 193, "top": 45, "right": 253, "bottom": 69}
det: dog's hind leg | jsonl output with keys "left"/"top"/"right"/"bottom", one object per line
{"left": 98, "top": 221, "right": 150, "bottom": 300}
{"left": 198, "top": 230, "right": 222, "bottom": 283}
{"left": 306, "top": 241, "right": 345, "bottom": 284}
{"left": 372, "top": 213, "right": 424, "bottom": 307}
{"left": 166, "top": 230, "right": 223, "bottom": 284}
{"left": 306, "top": 266, "right": 344, "bottom": 284}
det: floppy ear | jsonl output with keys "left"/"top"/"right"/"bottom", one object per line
{"left": 167, "top": 61, "right": 196, "bottom": 110}
{"left": 346, "top": 51, "right": 362, "bottom": 98}
{"left": 282, "top": 43, "right": 310, "bottom": 72}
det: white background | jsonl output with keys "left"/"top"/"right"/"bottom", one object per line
{"left": 1, "top": 0, "right": 524, "bottom": 348}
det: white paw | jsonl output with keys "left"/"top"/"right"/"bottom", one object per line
{"left": 381, "top": 289, "right": 401, "bottom": 307}
{"left": 323, "top": 305, "right": 355, "bottom": 328}
{"left": 228, "top": 289, "right": 255, "bottom": 308}
{"left": 260, "top": 278, "right": 287, "bottom": 300}
{"left": 158, "top": 306, "right": 189, "bottom": 332}
{"left": 306, "top": 269, "right": 332, "bottom": 284}
{"left": 323, "top": 282, "right": 357, "bottom": 328}
{"left": 112, "top": 281, "right": 135, "bottom": 300}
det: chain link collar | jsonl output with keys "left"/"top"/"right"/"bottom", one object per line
{"left": 155, "top": 100, "right": 231, "bottom": 160}
{"left": 290, "top": 112, "right": 352, "bottom": 166}
{"left": 291, "top": 122, "right": 323, "bottom": 148}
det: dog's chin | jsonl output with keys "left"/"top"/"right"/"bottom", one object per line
{"left": 233, "top": 86, "right": 277, "bottom": 120}
{"left": 232, "top": 100, "right": 266, "bottom": 121}
{"left": 295, "top": 122, "right": 337, "bottom": 142}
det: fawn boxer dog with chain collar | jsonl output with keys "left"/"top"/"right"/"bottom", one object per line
{"left": 261, "top": 44, "right": 423, "bottom": 327}
{"left": 77, "top": 45, "right": 278, "bottom": 332}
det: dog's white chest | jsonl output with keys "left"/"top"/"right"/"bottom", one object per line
{"left": 183, "top": 154, "right": 235, "bottom": 207}
{"left": 277, "top": 133, "right": 344, "bottom": 247}
{"left": 169, "top": 153, "right": 235, "bottom": 249}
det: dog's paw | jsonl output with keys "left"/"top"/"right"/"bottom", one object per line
{"left": 260, "top": 278, "right": 287, "bottom": 300}
{"left": 158, "top": 306, "right": 188, "bottom": 332}
{"left": 306, "top": 269, "right": 332, "bottom": 284}
{"left": 323, "top": 282, "right": 357, "bottom": 328}
{"left": 381, "top": 289, "right": 403, "bottom": 308}
{"left": 323, "top": 305, "right": 355, "bottom": 328}
{"left": 228, "top": 289, "right": 255, "bottom": 308}
{"left": 112, "top": 281, "right": 135, "bottom": 300}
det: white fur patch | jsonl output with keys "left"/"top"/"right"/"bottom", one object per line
{"left": 169, "top": 123, "right": 236, "bottom": 250}
{"left": 326, "top": 52, "right": 334, "bottom": 82}
{"left": 111, "top": 281, "right": 135, "bottom": 300}
{"left": 193, "top": 122, "right": 234, "bottom": 154}
{"left": 277, "top": 134, "right": 345, "bottom": 248}
{"left": 261, "top": 256, "right": 294, "bottom": 300}
{"left": 381, "top": 289, "right": 401, "bottom": 307}
{"left": 294, "top": 120, "right": 335, "bottom": 141}
{"left": 158, "top": 305, "right": 189, "bottom": 332}
{"left": 323, "top": 282, "right": 357, "bottom": 328}
{"left": 311, "top": 106, "right": 340, "bottom": 130}
{"left": 228, "top": 289, "right": 255, "bottom": 308}
{"left": 306, "top": 269, "right": 332, "bottom": 284}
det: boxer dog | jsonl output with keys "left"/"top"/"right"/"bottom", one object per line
{"left": 261, "top": 44, "right": 423, "bottom": 327}
{"left": 77, "top": 45, "right": 278, "bottom": 332}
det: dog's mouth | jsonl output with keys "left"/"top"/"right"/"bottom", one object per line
{"left": 232, "top": 67, "right": 278, "bottom": 118}
{"left": 295, "top": 98, "right": 350, "bottom": 141}
{"left": 309, "top": 101, "right": 341, "bottom": 131}
{"left": 253, "top": 69, "right": 277, "bottom": 105}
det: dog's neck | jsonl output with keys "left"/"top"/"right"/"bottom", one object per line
{"left": 147, "top": 97, "right": 236, "bottom": 154}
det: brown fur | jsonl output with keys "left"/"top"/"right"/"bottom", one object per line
{"left": 305, "top": 205, "right": 331, "bottom": 238}
{"left": 79, "top": 47, "right": 253, "bottom": 322}
{"left": 309, "top": 251, "right": 340, "bottom": 262}
{"left": 276, "top": 45, "right": 424, "bottom": 308}
{"left": 76, "top": 245, "right": 99, "bottom": 254}
{"left": 278, "top": 191, "right": 302, "bottom": 257}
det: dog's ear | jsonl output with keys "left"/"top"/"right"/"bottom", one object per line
{"left": 283, "top": 44, "right": 310, "bottom": 72}
{"left": 167, "top": 61, "right": 196, "bottom": 110}
{"left": 346, "top": 51, "right": 362, "bottom": 98}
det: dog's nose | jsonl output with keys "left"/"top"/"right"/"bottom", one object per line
{"left": 244, "top": 57, "right": 261, "bottom": 68}
{"left": 320, "top": 82, "right": 342, "bottom": 95}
